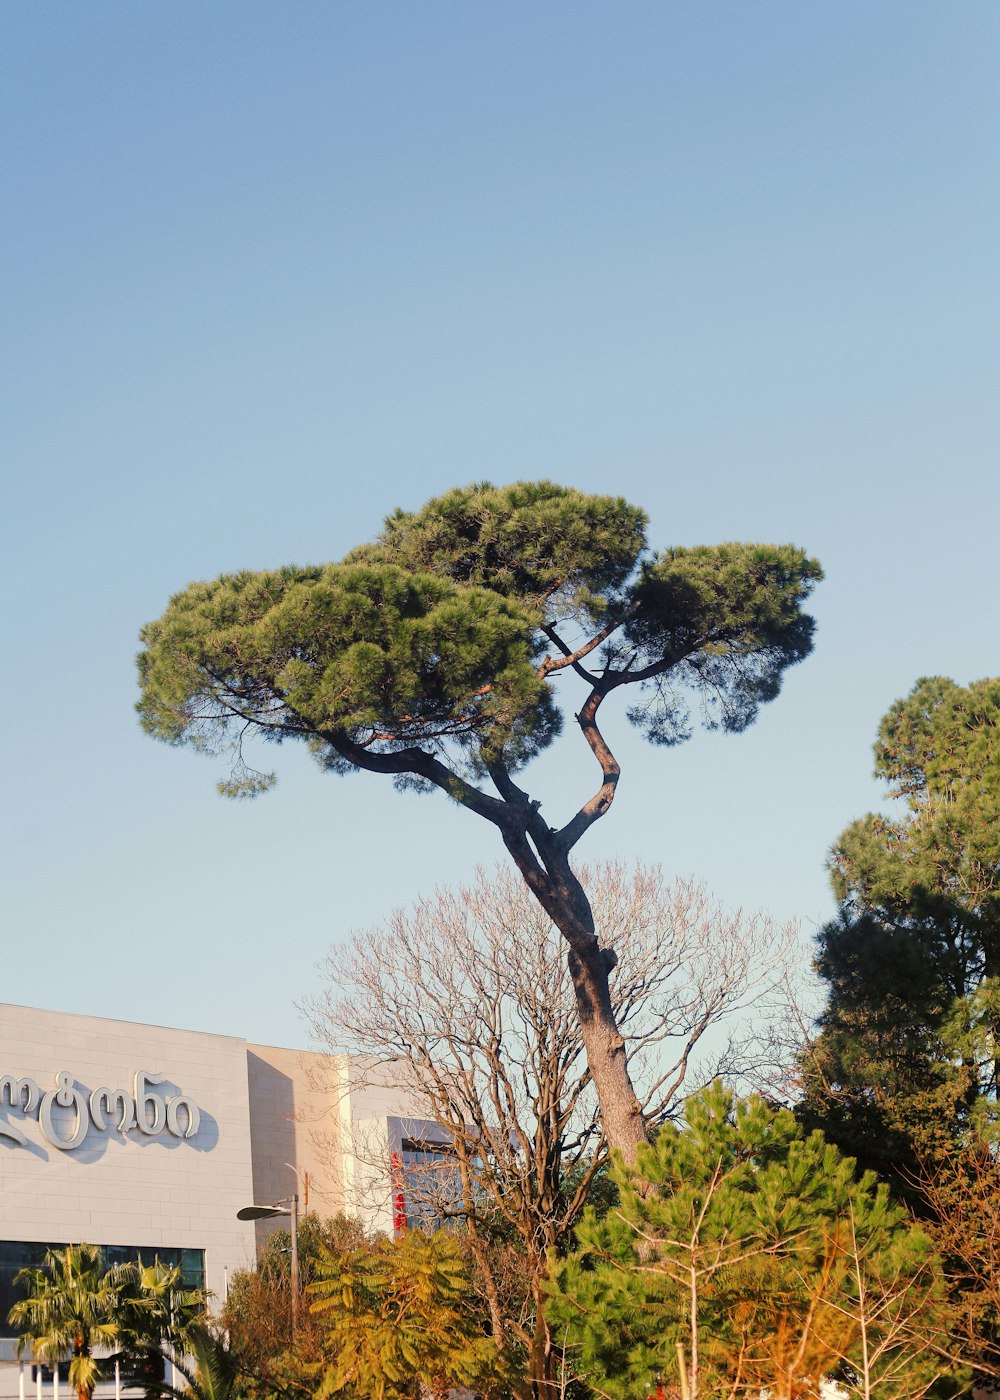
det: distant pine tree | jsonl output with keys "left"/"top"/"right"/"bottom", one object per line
{"left": 800, "top": 676, "right": 1000, "bottom": 1380}
{"left": 800, "top": 676, "right": 1000, "bottom": 1182}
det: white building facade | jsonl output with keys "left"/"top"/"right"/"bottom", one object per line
{"left": 0, "top": 1002, "right": 434, "bottom": 1394}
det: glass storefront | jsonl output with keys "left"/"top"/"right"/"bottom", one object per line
{"left": 0, "top": 1243, "right": 204, "bottom": 1338}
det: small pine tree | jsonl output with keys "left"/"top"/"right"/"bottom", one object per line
{"left": 549, "top": 1084, "right": 954, "bottom": 1400}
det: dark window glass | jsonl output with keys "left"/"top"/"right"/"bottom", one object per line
{"left": 0, "top": 1242, "right": 205, "bottom": 1337}
{"left": 398, "top": 1137, "right": 465, "bottom": 1230}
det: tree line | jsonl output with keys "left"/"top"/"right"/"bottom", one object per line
{"left": 30, "top": 480, "right": 985, "bottom": 1397}
{"left": 240, "top": 667, "right": 999, "bottom": 1397}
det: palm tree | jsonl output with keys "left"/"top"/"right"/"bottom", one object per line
{"left": 149, "top": 1326, "right": 241, "bottom": 1400}
{"left": 121, "top": 1258, "right": 207, "bottom": 1399}
{"left": 8, "top": 1243, "right": 136, "bottom": 1400}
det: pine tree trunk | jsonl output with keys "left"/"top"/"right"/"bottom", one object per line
{"left": 510, "top": 837, "right": 650, "bottom": 1162}
{"left": 553, "top": 862, "right": 648, "bottom": 1162}
{"left": 565, "top": 936, "right": 648, "bottom": 1163}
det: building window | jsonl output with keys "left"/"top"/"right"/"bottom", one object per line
{"left": 0, "top": 1243, "right": 205, "bottom": 1337}
{"left": 396, "top": 1137, "right": 466, "bottom": 1231}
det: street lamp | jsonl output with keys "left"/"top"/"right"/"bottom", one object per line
{"left": 237, "top": 1192, "right": 300, "bottom": 1334}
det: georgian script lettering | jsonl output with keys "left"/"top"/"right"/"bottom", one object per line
{"left": 39, "top": 1071, "right": 89, "bottom": 1150}
{"left": 89, "top": 1085, "right": 137, "bottom": 1133}
{"left": 166, "top": 1094, "right": 200, "bottom": 1139}
{"left": 134, "top": 1070, "right": 168, "bottom": 1134}
{"left": 0, "top": 1069, "right": 203, "bottom": 1151}
{"left": 0, "top": 1075, "right": 40, "bottom": 1145}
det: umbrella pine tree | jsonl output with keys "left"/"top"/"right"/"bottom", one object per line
{"left": 138, "top": 480, "right": 821, "bottom": 1157}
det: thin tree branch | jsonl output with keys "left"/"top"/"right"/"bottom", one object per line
{"left": 553, "top": 688, "right": 620, "bottom": 855}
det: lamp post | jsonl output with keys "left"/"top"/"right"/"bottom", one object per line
{"left": 236, "top": 1191, "right": 300, "bottom": 1335}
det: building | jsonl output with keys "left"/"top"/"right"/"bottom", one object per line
{"left": 0, "top": 1002, "right": 439, "bottom": 1395}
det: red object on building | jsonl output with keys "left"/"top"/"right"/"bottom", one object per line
{"left": 390, "top": 1150, "right": 407, "bottom": 1233}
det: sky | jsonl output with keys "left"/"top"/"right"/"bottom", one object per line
{"left": 2, "top": 2, "right": 997, "bottom": 1049}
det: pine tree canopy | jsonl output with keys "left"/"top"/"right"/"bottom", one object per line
{"left": 137, "top": 480, "right": 822, "bottom": 802}
{"left": 137, "top": 480, "right": 821, "bottom": 1160}
{"left": 801, "top": 676, "right": 1000, "bottom": 1183}
{"left": 831, "top": 675, "right": 1000, "bottom": 956}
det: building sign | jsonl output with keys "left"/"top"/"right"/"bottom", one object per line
{"left": 0, "top": 1070, "right": 201, "bottom": 1151}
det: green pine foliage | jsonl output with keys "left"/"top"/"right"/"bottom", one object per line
{"left": 625, "top": 541, "right": 820, "bottom": 743}
{"left": 137, "top": 560, "right": 554, "bottom": 786}
{"left": 136, "top": 480, "right": 821, "bottom": 794}
{"left": 799, "top": 677, "right": 1000, "bottom": 1382}
{"left": 137, "top": 479, "right": 821, "bottom": 1162}
{"left": 549, "top": 1084, "right": 954, "bottom": 1400}
{"left": 838, "top": 676, "right": 1000, "bottom": 931}
{"left": 801, "top": 676, "right": 1000, "bottom": 1181}
{"left": 344, "top": 480, "right": 648, "bottom": 615}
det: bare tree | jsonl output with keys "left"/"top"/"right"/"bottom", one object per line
{"left": 798, "top": 1199, "right": 960, "bottom": 1400}
{"left": 912, "top": 1142, "right": 1000, "bottom": 1384}
{"left": 307, "top": 861, "right": 800, "bottom": 1399}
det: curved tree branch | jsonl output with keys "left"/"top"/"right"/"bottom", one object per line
{"left": 324, "top": 731, "right": 513, "bottom": 829}
{"left": 554, "top": 687, "right": 621, "bottom": 855}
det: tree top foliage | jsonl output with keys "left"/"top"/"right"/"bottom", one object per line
{"left": 308, "top": 1229, "right": 505, "bottom": 1399}
{"left": 346, "top": 479, "right": 648, "bottom": 614}
{"left": 803, "top": 677, "right": 1000, "bottom": 1186}
{"left": 137, "top": 480, "right": 821, "bottom": 810}
{"left": 830, "top": 675, "right": 1000, "bottom": 928}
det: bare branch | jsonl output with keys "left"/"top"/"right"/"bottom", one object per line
{"left": 553, "top": 688, "right": 621, "bottom": 854}
{"left": 324, "top": 730, "right": 514, "bottom": 830}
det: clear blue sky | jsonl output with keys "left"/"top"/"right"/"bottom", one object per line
{"left": 2, "top": 3, "right": 997, "bottom": 1046}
